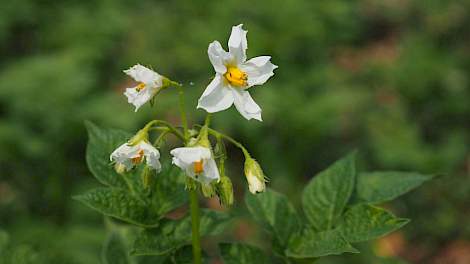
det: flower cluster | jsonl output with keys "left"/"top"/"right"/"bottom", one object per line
{"left": 110, "top": 24, "right": 276, "bottom": 205}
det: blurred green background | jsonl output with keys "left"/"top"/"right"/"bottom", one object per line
{"left": 0, "top": 0, "right": 469, "bottom": 263}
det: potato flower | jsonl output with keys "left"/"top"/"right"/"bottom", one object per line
{"left": 170, "top": 146, "right": 220, "bottom": 184}
{"left": 198, "top": 24, "right": 278, "bottom": 121}
{"left": 110, "top": 141, "right": 161, "bottom": 172}
{"left": 124, "top": 64, "right": 164, "bottom": 111}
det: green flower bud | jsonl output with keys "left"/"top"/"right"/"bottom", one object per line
{"left": 216, "top": 175, "right": 234, "bottom": 207}
{"left": 244, "top": 158, "right": 267, "bottom": 194}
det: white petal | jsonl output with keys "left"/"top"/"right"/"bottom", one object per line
{"left": 110, "top": 143, "right": 140, "bottom": 171}
{"left": 197, "top": 75, "right": 234, "bottom": 113}
{"left": 201, "top": 158, "right": 220, "bottom": 183}
{"left": 240, "top": 56, "right": 278, "bottom": 87}
{"left": 231, "top": 89, "right": 262, "bottom": 121}
{"left": 139, "top": 142, "right": 161, "bottom": 172}
{"left": 124, "top": 86, "right": 156, "bottom": 112}
{"left": 208, "top": 41, "right": 232, "bottom": 74}
{"left": 124, "top": 64, "right": 163, "bottom": 85}
{"left": 228, "top": 24, "right": 248, "bottom": 64}
{"left": 170, "top": 147, "right": 211, "bottom": 165}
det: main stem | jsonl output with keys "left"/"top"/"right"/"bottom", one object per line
{"left": 189, "top": 189, "right": 202, "bottom": 264}
{"left": 177, "top": 85, "right": 201, "bottom": 264}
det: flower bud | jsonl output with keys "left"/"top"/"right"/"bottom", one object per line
{"left": 201, "top": 182, "right": 216, "bottom": 198}
{"left": 216, "top": 175, "right": 234, "bottom": 207}
{"left": 244, "top": 158, "right": 267, "bottom": 194}
{"left": 114, "top": 163, "right": 126, "bottom": 174}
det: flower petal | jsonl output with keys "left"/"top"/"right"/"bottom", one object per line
{"left": 124, "top": 64, "right": 162, "bottom": 85}
{"left": 232, "top": 89, "right": 262, "bottom": 121}
{"left": 228, "top": 24, "right": 248, "bottom": 64}
{"left": 208, "top": 41, "right": 231, "bottom": 74}
{"left": 197, "top": 75, "right": 234, "bottom": 113}
{"left": 110, "top": 143, "right": 139, "bottom": 171}
{"left": 170, "top": 147, "right": 211, "bottom": 165}
{"left": 124, "top": 87, "right": 156, "bottom": 112}
{"left": 201, "top": 158, "right": 221, "bottom": 183}
{"left": 240, "top": 56, "right": 278, "bottom": 87}
{"left": 140, "top": 142, "right": 162, "bottom": 172}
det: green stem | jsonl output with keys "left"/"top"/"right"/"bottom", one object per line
{"left": 200, "top": 126, "right": 251, "bottom": 159}
{"left": 145, "top": 120, "right": 185, "bottom": 142}
{"left": 175, "top": 84, "right": 201, "bottom": 264}
{"left": 177, "top": 86, "right": 189, "bottom": 141}
{"left": 189, "top": 189, "right": 202, "bottom": 264}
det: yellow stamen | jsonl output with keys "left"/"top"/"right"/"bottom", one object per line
{"left": 194, "top": 160, "right": 204, "bottom": 174}
{"left": 224, "top": 66, "right": 248, "bottom": 88}
{"left": 136, "top": 82, "right": 146, "bottom": 91}
{"left": 131, "top": 150, "right": 145, "bottom": 164}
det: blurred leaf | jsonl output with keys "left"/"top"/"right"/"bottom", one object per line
{"left": 132, "top": 209, "right": 231, "bottom": 256}
{"left": 85, "top": 121, "right": 130, "bottom": 188}
{"left": 172, "top": 245, "right": 209, "bottom": 264}
{"left": 74, "top": 188, "right": 160, "bottom": 227}
{"left": 338, "top": 204, "right": 409, "bottom": 243}
{"left": 0, "top": 230, "right": 9, "bottom": 253}
{"left": 353, "top": 172, "right": 434, "bottom": 204}
{"left": 245, "top": 189, "right": 301, "bottom": 248}
{"left": 302, "top": 153, "right": 356, "bottom": 231}
{"left": 102, "top": 232, "right": 131, "bottom": 264}
{"left": 286, "top": 229, "right": 358, "bottom": 259}
{"left": 219, "top": 243, "right": 269, "bottom": 264}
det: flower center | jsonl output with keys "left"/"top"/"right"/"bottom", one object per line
{"left": 131, "top": 150, "right": 145, "bottom": 164}
{"left": 136, "top": 82, "right": 146, "bottom": 91}
{"left": 193, "top": 160, "right": 204, "bottom": 174}
{"left": 224, "top": 66, "right": 248, "bottom": 88}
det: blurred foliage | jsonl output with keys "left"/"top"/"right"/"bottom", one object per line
{"left": 0, "top": 0, "right": 469, "bottom": 263}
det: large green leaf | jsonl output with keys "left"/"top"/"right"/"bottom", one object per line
{"left": 74, "top": 188, "right": 160, "bottom": 227}
{"left": 102, "top": 232, "right": 131, "bottom": 264}
{"left": 219, "top": 243, "right": 269, "bottom": 264}
{"left": 286, "top": 229, "right": 358, "bottom": 259}
{"left": 245, "top": 189, "right": 301, "bottom": 248}
{"left": 85, "top": 121, "right": 130, "bottom": 188}
{"left": 353, "top": 171, "right": 433, "bottom": 204}
{"left": 150, "top": 163, "right": 188, "bottom": 216}
{"left": 338, "top": 204, "right": 409, "bottom": 243}
{"left": 132, "top": 209, "right": 231, "bottom": 256}
{"left": 302, "top": 153, "right": 356, "bottom": 231}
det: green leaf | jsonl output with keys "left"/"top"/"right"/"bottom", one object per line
{"left": 102, "top": 232, "right": 131, "bottom": 264}
{"left": 85, "top": 121, "right": 130, "bottom": 188}
{"left": 338, "top": 204, "right": 409, "bottom": 243}
{"left": 132, "top": 209, "right": 231, "bottom": 256}
{"left": 0, "top": 230, "right": 9, "bottom": 254}
{"left": 302, "top": 153, "right": 356, "bottom": 231}
{"left": 245, "top": 189, "right": 301, "bottom": 248}
{"left": 354, "top": 171, "right": 433, "bottom": 204}
{"left": 286, "top": 229, "right": 358, "bottom": 259}
{"left": 150, "top": 163, "right": 188, "bottom": 216}
{"left": 219, "top": 243, "right": 269, "bottom": 264}
{"left": 172, "top": 245, "right": 209, "bottom": 264}
{"left": 74, "top": 188, "right": 160, "bottom": 227}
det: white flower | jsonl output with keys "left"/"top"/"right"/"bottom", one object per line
{"left": 110, "top": 141, "right": 161, "bottom": 172}
{"left": 198, "top": 24, "right": 278, "bottom": 121}
{"left": 124, "top": 64, "right": 164, "bottom": 112}
{"left": 170, "top": 146, "right": 220, "bottom": 184}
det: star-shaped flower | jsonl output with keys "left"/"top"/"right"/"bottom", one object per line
{"left": 198, "top": 24, "right": 278, "bottom": 121}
